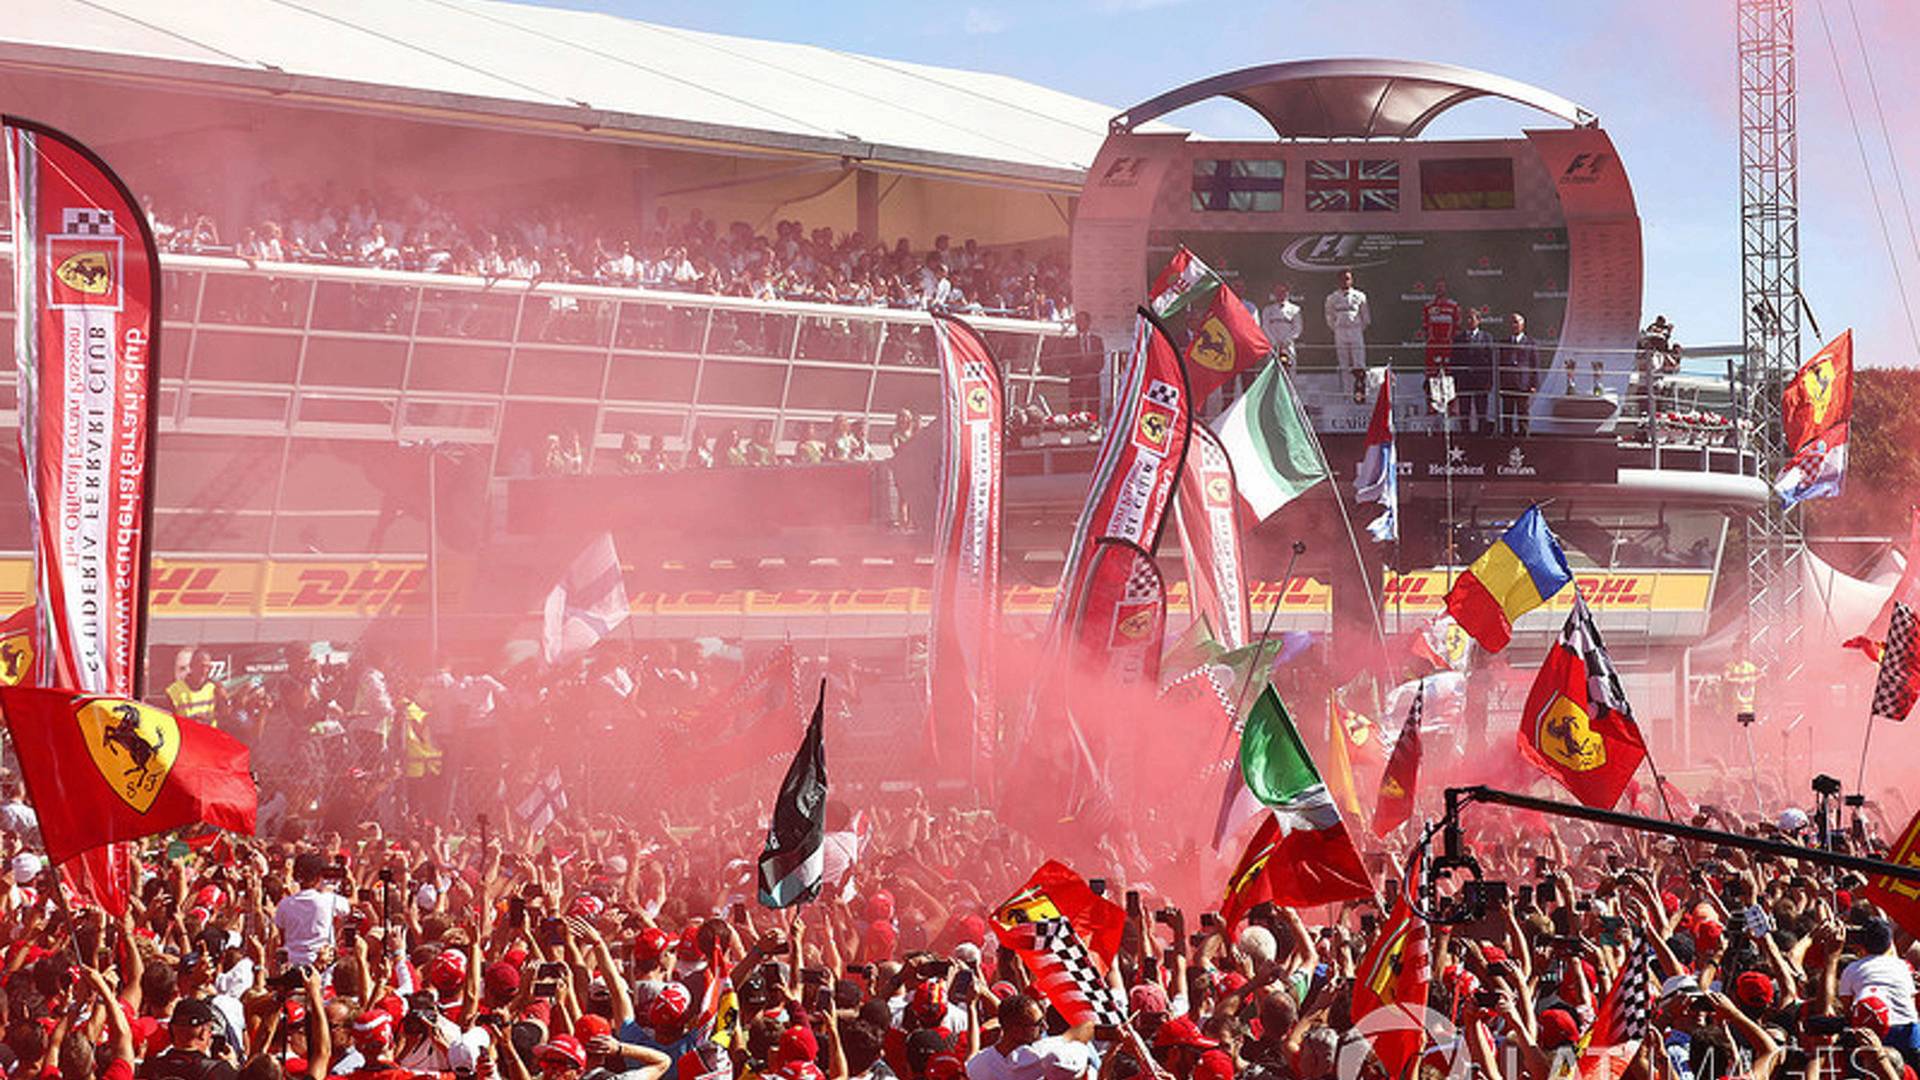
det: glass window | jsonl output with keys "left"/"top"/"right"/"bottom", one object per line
{"left": 153, "top": 434, "right": 284, "bottom": 513}
{"left": 794, "top": 315, "right": 874, "bottom": 364}
{"left": 310, "top": 281, "right": 416, "bottom": 334}
{"left": 696, "top": 360, "right": 786, "bottom": 408}
{"left": 605, "top": 355, "right": 698, "bottom": 403}
{"left": 508, "top": 348, "right": 605, "bottom": 398}
{"left": 416, "top": 288, "right": 520, "bottom": 341}
{"left": 301, "top": 337, "right": 407, "bottom": 389}
{"left": 399, "top": 400, "right": 497, "bottom": 436}
{"left": 710, "top": 310, "right": 795, "bottom": 359}
{"left": 153, "top": 510, "right": 271, "bottom": 554}
{"left": 199, "top": 273, "right": 310, "bottom": 328}
{"left": 497, "top": 401, "right": 597, "bottom": 478}
{"left": 870, "top": 370, "right": 940, "bottom": 418}
{"left": 520, "top": 295, "right": 615, "bottom": 348}
{"left": 184, "top": 390, "right": 291, "bottom": 425}
{"left": 877, "top": 324, "right": 935, "bottom": 368}
{"left": 614, "top": 302, "right": 705, "bottom": 353}
{"left": 406, "top": 342, "right": 510, "bottom": 394}
{"left": 785, "top": 366, "right": 872, "bottom": 412}
{"left": 188, "top": 329, "right": 300, "bottom": 383}
{"left": 295, "top": 396, "right": 395, "bottom": 428}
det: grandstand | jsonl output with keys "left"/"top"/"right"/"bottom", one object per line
{"left": 0, "top": 0, "right": 1132, "bottom": 648}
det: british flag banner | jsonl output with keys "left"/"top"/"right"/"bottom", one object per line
{"left": 1306, "top": 159, "right": 1401, "bottom": 212}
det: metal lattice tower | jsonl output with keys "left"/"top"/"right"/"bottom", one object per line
{"left": 1738, "top": 0, "right": 1806, "bottom": 723}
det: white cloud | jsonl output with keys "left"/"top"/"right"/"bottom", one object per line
{"left": 963, "top": 6, "right": 1010, "bottom": 34}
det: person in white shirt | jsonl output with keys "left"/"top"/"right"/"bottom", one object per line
{"left": 1260, "top": 282, "right": 1304, "bottom": 371}
{"left": 0, "top": 780, "right": 37, "bottom": 837}
{"left": 274, "top": 852, "right": 352, "bottom": 967}
{"left": 1323, "top": 269, "right": 1371, "bottom": 395}
{"left": 966, "top": 993, "right": 1092, "bottom": 1080}
{"left": 1838, "top": 917, "right": 1920, "bottom": 1053}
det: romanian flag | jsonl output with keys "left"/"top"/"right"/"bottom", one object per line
{"left": 1443, "top": 506, "right": 1572, "bottom": 652}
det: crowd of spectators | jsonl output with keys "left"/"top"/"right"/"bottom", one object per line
{"left": 1, "top": 635, "right": 1915, "bottom": 1080}
{"left": 141, "top": 185, "right": 1074, "bottom": 322}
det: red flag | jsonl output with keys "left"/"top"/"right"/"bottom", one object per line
{"left": 1517, "top": 597, "right": 1646, "bottom": 809}
{"left": 1373, "top": 685, "right": 1424, "bottom": 838}
{"left": 991, "top": 861, "right": 1127, "bottom": 1026}
{"left": 1866, "top": 808, "right": 1920, "bottom": 941}
{"left": 927, "top": 314, "right": 1004, "bottom": 785}
{"left": 1183, "top": 283, "right": 1272, "bottom": 404}
{"left": 0, "top": 688, "right": 256, "bottom": 865}
{"left": 1782, "top": 330, "right": 1853, "bottom": 454}
{"left": 1351, "top": 869, "right": 1430, "bottom": 1080}
{"left": 1220, "top": 810, "right": 1373, "bottom": 927}
{"left": 1174, "top": 424, "right": 1251, "bottom": 649}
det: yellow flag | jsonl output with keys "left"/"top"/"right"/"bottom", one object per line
{"left": 1325, "top": 692, "right": 1367, "bottom": 824}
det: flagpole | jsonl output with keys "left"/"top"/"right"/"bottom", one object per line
{"left": 1277, "top": 366, "right": 1397, "bottom": 682}
{"left": 1218, "top": 541, "right": 1306, "bottom": 752}
{"left": 1857, "top": 714, "right": 1877, "bottom": 795}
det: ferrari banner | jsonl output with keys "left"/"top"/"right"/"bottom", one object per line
{"left": 927, "top": 314, "right": 1004, "bottom": 783}
{"left": 6, "top": 118, "right": 160, "bottom": 696}
{"left": 1067, "top": 539, "right": 1166, "bottom": 698}
{"left": 1174, "top": 423, "right": 1250, "bottom": 649}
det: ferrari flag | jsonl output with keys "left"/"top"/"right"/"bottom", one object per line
{"left": 1372, "top": 683, "right": 1423, "bottom": 838}
{"left": 991, "top": 861, "right": 1127, "bottom": 1027}
{"left": 1350, "top": 866, "right": 1430, "bottom": 1080}
{"left": 1774, "top": 330, "right": 1852, "bottom": 507}
{"left": 1516, "top": 595, "right": 1647, "bottom": 809}
{"left": 1183, "top": 282, "right": 1272, "bottom": 404}
{"left": 6, "top": 118, "right": 161, "bottom": 696}
{"left": 927, "top": 314, "right": 1004, "bottom": 779}
{"left": 0, "top": 688, "right": 255, "bottom": 866}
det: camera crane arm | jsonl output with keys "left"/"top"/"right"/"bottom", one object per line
{"left": 1407, "top": 786, "right": 1920, "bottom": 927}
{"left": 1442, "top": 785, "right": 1920, "bottom": 882}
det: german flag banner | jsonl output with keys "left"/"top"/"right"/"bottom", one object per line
{"left": 5, "top": 118, "right": 160, "bottom": 695}
{"left": 927, "top": 314, "right": 1004, "bottom": 785}
{"left": 0, "top": 688, "right": 255, "bottom": 866}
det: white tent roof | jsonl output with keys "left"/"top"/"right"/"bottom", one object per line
{"left": 0, "top": 0, "right": 1153, "bottom": 188}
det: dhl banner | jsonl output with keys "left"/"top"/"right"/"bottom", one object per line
{"left": 0, "top": 560, "right": 1714, "bottom": 622}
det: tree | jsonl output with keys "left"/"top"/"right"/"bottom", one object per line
{"left": 1803, "top": 368, "right": 1920, "bottom": 538}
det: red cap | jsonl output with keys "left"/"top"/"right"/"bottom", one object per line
{"left": 867, "top": 890, "right": 896, "bottom": 922}
{"left": 1129, "top": 982, "right": 1170, "bottom": 1015}
{"left": 576, "top": 1015, "right": 613, "bottom": 1041}
{"left": 352, "top": 1010, "right": 395, "bottom": 1050}
{"left": 1153, "top": 1017, "right": 1219, "bottom": 1050}
{"left": 428, "top": 949, "right": 467, "bottom": 990}
{"left": 569, "top": 894, "right": 607, "bottom": 920}
{"left": 636, "top": 927, "right": 671, "bottom": 961}
{"left": 483, "top": 961, "right": 521, "bottom": 1002}
{"left": 1855, "top": 994, "right": 1893, "bottom": 1035}
{"left": 927, "top": 1054, "right": 966, "bottom": 1080}
{"left": 1734, "top": 972, "right": 1776, "bottom": 1008}
{"left": 772, "top": 1024, "right": 819, "bottom": 1070}
{"left": 1693, "top": 920, "right": 1725, "bottom": 954}
{"left": 1480, "top": 946, "right": 1508, "bottom": 965}
{"left": 1537, "top": 1009, "right": 1580, "bottom": 1049}
{"left": 912, "top": 979, "right": 948, "bottom": 1017}
{"left": 650, "top": 981, "right": 693, "bottom": 1031}
{"left": 535, "top": 1034, "right": 589, "bottom": 1068}
{"left": 1195, "top": 1049, "right": 1236, "bottom": 1080}
{"left": 956, "top": 915, "right": 988, "bottom": 946}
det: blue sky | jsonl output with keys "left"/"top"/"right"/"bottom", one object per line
{"left": 536, "top": 0, "right": 1920, "bottom": 365}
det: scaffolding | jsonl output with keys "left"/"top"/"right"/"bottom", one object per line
{"left": 1737, "top": 0, "right": 1806, "bottom": 725}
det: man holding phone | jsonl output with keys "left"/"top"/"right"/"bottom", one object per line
{"left": 274, "top": 851, "right": 352, "bottom": 969}
{"left": 137, "top": 999, "right": 238, "bottom": 1079}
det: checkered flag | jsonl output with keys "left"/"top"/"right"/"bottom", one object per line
{"left": 1144, "top": 379, "right": 1180, "bottom": 407}
{"left": 963, "top": 360, "right": 988, "bottom": 381}
{"left": 1123, "top": 553, "right": 1161, "bottom": 604}
{"left": 62, "top": 208, "right": 114, "bottom": 235}
{"left": 1872, "top": 603, "right": 1920, "bottom": 724}
{"left": 1578, "top": 936, "right": 1653, "bottom": 1080}
{"left": 1030, "top": 917, "right": 1126, "bottom": 1027}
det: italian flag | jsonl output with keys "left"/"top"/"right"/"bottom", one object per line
{"left": 1148, "top": 246, "right": 1220, "bottom": 318}
{"left": 1221, "top": 687, "right": 1373, "bottom": 924}
{"left": 1211, "top": 359, "right": 1327, "bottom": 520}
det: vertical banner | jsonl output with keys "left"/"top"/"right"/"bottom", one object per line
{"left": 1173, "top": 424, "right": 1250, "bottom": 650}
{"left": 927, "top": 314, "right": 1004, "bottom": 789}
{"left": 6, "top": 117, "right": 161, "bottom": 914}
{"left": 1067, "top": 538, "right": 1167, "bottom": 697}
